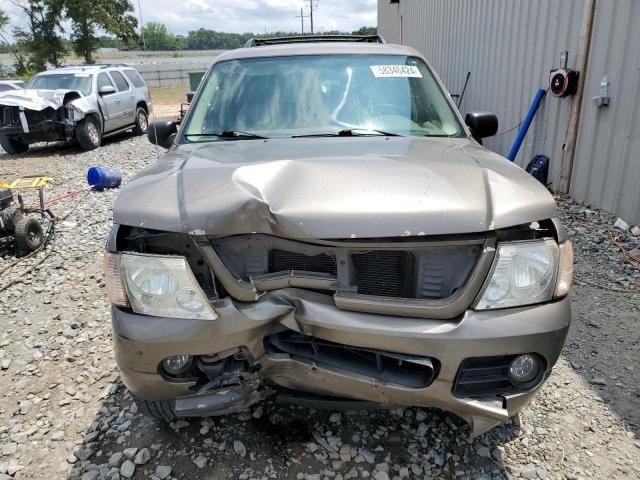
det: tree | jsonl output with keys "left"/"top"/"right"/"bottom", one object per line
{"left": 65, "top": 0, "right": 137, "bottom": 64}
{"left": 142, "top": 22, "right": 177, "bottom": 51}
{"left": 353, "top": 26, "right": 377, "bottom": 36}
{"left": 10, "top": 0, "right": 66, "bottom": 72}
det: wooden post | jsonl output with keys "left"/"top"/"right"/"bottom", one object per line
{"left": 558, "top": 0, "right": 597, "bottom": 193}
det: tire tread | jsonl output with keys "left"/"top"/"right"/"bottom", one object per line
{"left": 135, "top": 398, "right": 177, "bottom": 423}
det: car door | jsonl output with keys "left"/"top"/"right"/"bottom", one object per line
{"left": 109, "top": 70, "right": 136, "bottom": 129}
{"left": 96, "top": 72, "right": 119, "bottom": 132}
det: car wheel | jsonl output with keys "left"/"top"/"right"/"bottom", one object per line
{"left": 134, "top": 398, "right": 177, "bottom": 423}
{"left": 133, "top": 107, "right": 149, "bottom": 135}
{"left": 76, "top": 116, "right": 101, "bottom": 151}
{"left": 0, "top": 136, "right": 29, "bottom": 155}
{"left": 14, "top": 217, "right": 44, "bottom": 255}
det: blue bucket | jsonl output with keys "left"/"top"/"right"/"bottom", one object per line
{"left": 87, "top": 166, "right": 122, "bottom": 190}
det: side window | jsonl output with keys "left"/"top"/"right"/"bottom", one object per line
{"left": 123, "top": 69, "right": 146, "bottom": 88}
{"left": 110, "top": 71, "right": 130, "bottom": 92}
{"left": 97, "top": 73, "right": 115, "bottom": 94}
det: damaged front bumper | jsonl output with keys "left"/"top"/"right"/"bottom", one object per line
{"left": 0, "top": 90, "right": 92, "bottom": 143}
{"left": 111, "top": 290, "right": 570, "bottom": 437}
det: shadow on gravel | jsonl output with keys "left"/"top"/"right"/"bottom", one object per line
{"left": 68, "top": 379, "right": 519, "bottom": 480}
{"left": 562, "top": 287, "right": 640, "bottom": 434}
{"left": 0, "top": 131, "right": 143, "bottom": 160}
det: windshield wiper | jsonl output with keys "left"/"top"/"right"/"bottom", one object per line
{"left": 185, "top": 130, "right": 269, "bottom": 140}
{"left": 293, "top": 128, "right": 403, "bottom": 138}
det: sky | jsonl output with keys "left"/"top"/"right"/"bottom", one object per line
{"left": 1, "top": 0, "right": 377, "bottom": 38}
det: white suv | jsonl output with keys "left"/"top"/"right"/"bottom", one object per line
{"left": 0, "top": 65, "right": 152, "bottom": 154}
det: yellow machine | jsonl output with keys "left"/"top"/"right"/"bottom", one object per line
{"left": 0, "top": 176, "right": 53, "bottom": 189}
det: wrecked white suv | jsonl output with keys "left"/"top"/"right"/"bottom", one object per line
{"left": 105, "top": 36, "right": 573, "bottom": 438}
{"left": 0, "top": 65, "right": 151, "bottom": 154}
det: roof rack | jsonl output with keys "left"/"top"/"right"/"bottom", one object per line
{"left": 244, "top": 34, "right": 387, "bottom": 48}
{"left": 52, "top": 64, "right": 125, "bottom": 71}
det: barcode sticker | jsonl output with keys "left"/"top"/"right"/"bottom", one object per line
{"left": 370, "top": 65, "right": 422, "bottom": 78}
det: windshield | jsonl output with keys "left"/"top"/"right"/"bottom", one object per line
{"left": 27, "top": 73, "right": 92, "bottom": 95}
{"left": 182, "top": 54, "right": 464, "bottom": 141}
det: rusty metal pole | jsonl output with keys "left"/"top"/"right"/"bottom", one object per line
{"left": 558, "top": 0, "right": 597, "bottom": 193}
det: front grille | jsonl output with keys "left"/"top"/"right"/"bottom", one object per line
{"left": 0, "top": 107, "right": 20, "bottom": 127}
{"left": 269, "top": 249, "right": 336, "bottom": 274}
{"left": 352, "top": 251, "right": 414, "bottom": 297}
{"left": 211, "top": 234, "right": 486, "bottom": 316}
{"left": 453, "top": 355, "right": 545, "bottom": 397}
{"left": 267, "top": 329, "right": 438, "bottom": 388}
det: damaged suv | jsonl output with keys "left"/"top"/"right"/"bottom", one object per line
{"left": 0, "top": 65, "right": 151, "bottom": 154}
{"left": 104, "top": 36, "right": 573, "bottom": 437}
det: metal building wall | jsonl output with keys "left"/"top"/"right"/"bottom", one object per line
{"left": 378, "top": 0, "right": 640, "bottom": 224}
{"left": 570, "top": 0, "right": 640, "bottom": 225}
{"left": 378, "top": 1, "right": 401, "bottom": 44}
{"left": 378, "top": 0, "right": 585, "bottom": 189}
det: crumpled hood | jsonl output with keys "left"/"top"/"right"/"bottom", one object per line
{"left": 0, "top": 88, "right": 89, "bottom": 112}
{"left": 114, "top": 136, "right": 557, "bottom": 239}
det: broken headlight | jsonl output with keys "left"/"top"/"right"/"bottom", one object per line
{"left": 104, "top": 253, "right": 217, "bottom": 320}
{"left": 475, "top": 239, "right": 561, "bottom": 310}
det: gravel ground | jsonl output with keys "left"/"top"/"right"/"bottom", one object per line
{"left": 0, "top": 137, "right": 638, "bottom": 480}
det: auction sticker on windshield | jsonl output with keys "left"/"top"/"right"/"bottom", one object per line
{"left": 370, "top": 65, "right": 422, "bottom": 78}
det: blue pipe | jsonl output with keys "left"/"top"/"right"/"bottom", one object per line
{"left": 507, "top": 88, "right": 547, "bottom": 162}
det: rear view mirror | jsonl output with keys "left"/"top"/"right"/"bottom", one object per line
{"left": 147, "top": 120, "right": 177, "bottom": 149}
{"left": 99, "top": 85, "right": 116, "bottom": 96}
{"left": 465, "top": 112, "right": 498, "bottom": 142}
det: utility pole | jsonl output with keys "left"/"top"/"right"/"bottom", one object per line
{"left": 295, "top": 7, "right": 309, "bottom": 35}
{"left": 305, "top": 0, "right": 318, "bottom": 34}
{"left": 136, "top": 0, "right": 147, "bottom": 53}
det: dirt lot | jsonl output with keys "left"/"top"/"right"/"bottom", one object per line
{"left": 0, "top": 137, "right": 638, "bottom": 480}
{"left": 149, "top": 86, "right": 189, "bottom": 121}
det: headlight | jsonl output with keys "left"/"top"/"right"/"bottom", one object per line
{"left": 475, "top": 239, "right": 559, "bottom": 310}
{"left": 554, "top": 240, "right": 573, "bottom": 298}
{"left": 105, "top": 253, "right": 217, "bottom": 320}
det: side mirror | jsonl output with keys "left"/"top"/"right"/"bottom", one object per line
{"left": 147, "top": 120, "right": 178, "bottom": 149}
{"left": 186, "top": 92, "right": 195, "bottom": 103}
{"left": 98, "top": 85, "right": 116, "bottom": 96}
{"left": 465, "top": 112, "right": 498, "bottom": 142}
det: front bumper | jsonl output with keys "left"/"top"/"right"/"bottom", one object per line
{"left": 111, "top": 290, "right": 570, "bottom": 437}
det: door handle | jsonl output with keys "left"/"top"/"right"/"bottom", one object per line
{"left": 115, "top": 100, "right": 121, "bottom": 104}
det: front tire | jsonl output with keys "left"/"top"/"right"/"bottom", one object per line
{"left": 132, "top": 107, "right": 149, "bottom": 135}
{"left": 14, "top": 217, "right": 44, "bottom": 255}
{"left": 135, "top": 398, "right": 177, "bottom": 423}
{"left": 0, "top": 136, "right": 29, "bottom": 155}
{"left": 76, "top": 116, "right": 101, "bottom": 151}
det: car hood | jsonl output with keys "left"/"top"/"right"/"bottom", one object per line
{"left": 114, "top": 136, "right": 557, "bottom": 239}
{"left": 0, "top": 88, "right": 92, "bottom": 112}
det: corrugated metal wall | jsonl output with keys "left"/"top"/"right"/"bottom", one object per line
{"left": 570, "top": 0, "right": 640, "bottom": 224}
{"left": 378, "top": 0, "right": 584, "bottom": 188}
{"left": 378, "top": 1, "right": 401, "bottom": 44}
{"left": 378, "top": 0, "right": 640, "bottom": 224}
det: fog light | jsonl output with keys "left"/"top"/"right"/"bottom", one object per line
{"left": 508, "top": 354, "right": 540, "bottom": 385}
{"left": 162, "top": 355, "right": 193, "bottom": 375}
